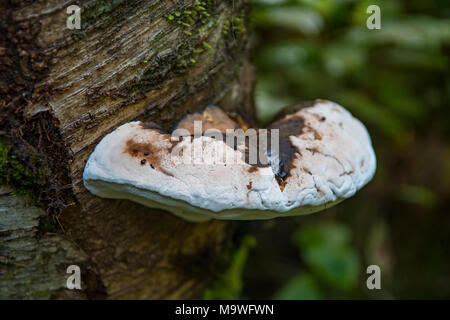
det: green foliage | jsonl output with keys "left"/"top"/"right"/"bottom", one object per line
{"left": 294, "top": 223, "right": 360, "bottom": 290}
{"left": 274, "top": 222, "right": 360, "bottom": 299}
{"left": 274, "top": 273, "right": 322, "bottom": 300}
{"left": 251, "top": 0, "right": 450, "bottom": 141}
{"left": 81, "top": 0, "right": 128, "bottom": 25}
{"left": 203, "top": 236, "right": 256, "bottom": 300}
{"left": 397, "top": 184, "right": 438, "bottom": 208}
{"left": 253, "top": 6, "right": 323, "bottom": 36}
{"left": 246, "top": 0, "right": 450, "bottom": 300}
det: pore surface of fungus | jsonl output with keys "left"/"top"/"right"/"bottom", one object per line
{"left": 83, "top": 101, "right": 376, "bottom": 221}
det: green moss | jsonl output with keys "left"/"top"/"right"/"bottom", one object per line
{"left": 202, "top": 41, "right": 212, "bottom": 49}
{"left": 81, "top": 0, "right": 128, "bottom": 26}
{"left": 222, "top": 9, "right": 246, "bottom": 40}
{"left": 0, "top": 139, "right": 48, "bottom": 204}
{"left": 67, "top": 0, "right": 131, "bottom": 44}
{"left": 232, "top": 16, "right": 246, "bottom": 34}
{"left": 202, "top": 235, "right": 257, "bottom": 300}
{"left": 132, "top": 0, "right": 247, "bottom": 99}
{"left": 162, "top": 0, "right": 219, "bottom": 72}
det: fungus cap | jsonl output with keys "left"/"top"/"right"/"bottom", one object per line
{"left": 83, "top": 101, "right": 376, "bottom": 221}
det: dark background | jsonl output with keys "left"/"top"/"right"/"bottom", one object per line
{"left": 205, "top": 0, "right": 450, "bottom": 300}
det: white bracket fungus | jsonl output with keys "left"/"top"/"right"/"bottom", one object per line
{"left": 83, "top": 100, "right": 376, "bottom": 222}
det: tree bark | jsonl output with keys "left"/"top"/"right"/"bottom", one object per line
{"left": 0, "top": 0, "right": 254, "bottom": 299}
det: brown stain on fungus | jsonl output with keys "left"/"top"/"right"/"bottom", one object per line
{"left": 268, "top": 115, "right": 304, "bottom": 186}
{"left": 248, "top": 166, "right": 258, "bottom": 173}
{"left": 303, "top": 126, "right": 322, "bottom": 140}
{"left": 246, "top": 181, "right": 252, "bottom": 190}
{"left": 313, "top": 130, "right": 322, "bottom": 140}
{"left": 124, "top": 140, "right": 173, "bottom": 176}
{"left": 306, "top": 147, "right": 320, "bottom": 155}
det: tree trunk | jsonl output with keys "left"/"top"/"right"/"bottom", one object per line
{"left": 0, "top": 0, "right": 254, "bottom": 299}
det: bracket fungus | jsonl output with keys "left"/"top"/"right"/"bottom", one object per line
{"left": 83, "top": 100, "right": 376, "bottom": 222}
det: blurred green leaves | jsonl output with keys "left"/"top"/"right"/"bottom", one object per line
{"left": 274, "top": 273, "right": 322, "bottom": 299}
{"left": 248, "top": 0, "right": 450, "bottom": 300}
{"left": 251, "top": 0, "right": 450, "bottom": 141}
{"left": 253, "top": 6, "right": 323, "bottom": 36}
{"left": 274, "top": 222, "right": 361, "bottom": 299}
{"left": 294, "top": 223, "right": 360, "bottom": 290}
{"left": 369, "top": 17, "right": 450, "bottom": 49}
{"left": 397, "top": 184, "right": 438, "bottom": 208}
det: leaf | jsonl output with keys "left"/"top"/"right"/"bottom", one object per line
{"left": 303, "top": 245, "right": 360, "bottom": 290}
{"left": 255, "top": 78, "right": 293, "bottom": 123}
{"left": 294, "top": 223, "right": 361, "bottom": 290}
{"left": 336, "top": 90, "right": 407, "bottom": 138}
{"left": 274, "top": 273, "right": 322, "bottom": 300}
{"left": 253, "top": 6, "right": 324, "bottom": 36}
{"left": 294, "top": 222, "right": 351, "bottom": 249}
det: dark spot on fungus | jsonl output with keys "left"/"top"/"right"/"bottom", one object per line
{"left": 268, "top": 116, "right": 304, "bottom": 186}
{"left": 247, "top": 181, "right": 252, "bottom": 190}
{"left": 126, "top": 140, "right": 151, "bottom": 157}
{"left": 125, "top": 140, "right": 173, "bottom": 176}
{"left": 320, "top": 116, "right": 326, "bottom": 122}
